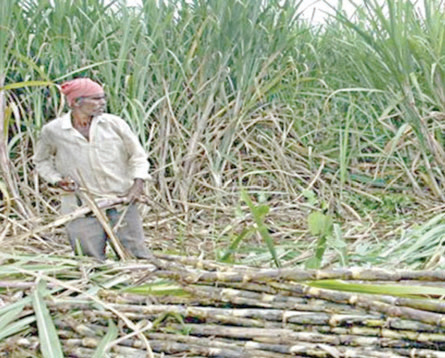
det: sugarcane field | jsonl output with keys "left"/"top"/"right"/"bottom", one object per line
{"left": 3, "top": 0, "right": 445, "bottom": 357}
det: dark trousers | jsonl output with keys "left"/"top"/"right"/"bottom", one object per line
{"left": 66, "top": 204, "right": 151, "bottom": 260}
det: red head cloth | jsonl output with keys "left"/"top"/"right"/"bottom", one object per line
{"left": 60, "top": 78, "right": 104, "bottom": 106}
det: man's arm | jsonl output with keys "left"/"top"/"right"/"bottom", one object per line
{"left": 122, "top": 127, "right": 151, "bottom": 180}
{"left": 33, "top": 127, "right": 64, "bottom": 185}
{"left": 117, "top": 119, "right": 151, "bottom": 201}
{"left": 125, "top": 178, "right": 144, "bottom": 202}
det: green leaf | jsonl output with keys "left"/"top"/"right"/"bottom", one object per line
{"left": 305, "top": 257, "right": 321, "bottom": 270}
{"left": 32, "top": 280, "right": 64, "bottom": 358}
{"left": 257, "top": 225, "right": 281, "bottom": 268}
{"left": 92, "top": 320, "right": 118, "bottom": 358}
{"left": 0, "top": 304, "right": 25, "bottom": 333}
{"left": 302, "top": 190, "right": 317, "bottom": 206}
{"left": 306, "top": 236, "right": 327, "bottom": 269}
{"left": 0, "top": 300, "right": 35, "bottom": 341}
{"left": 307, "top": 280, "right": 445, "bottom": 298}
{"left": 0, "top": 264, "right": 72, "bottom": 277}
{"left": 0, "top": 295, "right": 33, "bottom": 317}
{"left": 240, "top": 190, "right": 255, "bottom": 211}
{"left": 253, "top": 204, "right": 269, "bottom": 219}
{"left": 123, "top": 280, "right": 187, "bottom": 296}
{"left": 0, "top": 315, "right": 36, "bottom": 341}
{"left": 0, "top": 80, "right": 54, "bottom": 91}
{"left": 330, "top": 223, "right": 349, "bottom": 266}
{"left": 240, "top": 190, "right": 280, "bottom": 267}
{"left": 152, "top": 312, "right": 185, "bottom": 329}
{"left": 308, "top": 211, "right": 333, "bottom": 237}
{"left": 220, "top": 227, "right": 255, "bottom": 262}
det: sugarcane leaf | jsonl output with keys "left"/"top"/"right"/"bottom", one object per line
{"left": 308, "top": 280, "right": 445, "bottom": 298}
{"left": 0, "top": 296, "right": 35, "bottom": 341}
{"left": 220, "top": 227, "right": 255, "bottom": 262}
{"left": 240, "top": 190, "right": 255, "bottom": 211}
{"left": 240, "top": 190, "right": 280, "bottom": 267}
{"left": 32, "top": 280, "right": 64, "bottom": 358}
{"left": 0, "top": 304, "right": 25, "bottom": 333}
{"left": 0, "top": 295, "right": 34, "bottom": 316}
{"left": 325, "top": 224, "right": 349, "bottom": 267}
{"left": 306, "top": 235, "right": 329, "bottom": 269}
{"left": 253, "top": 204, "right": 269, "bottom": 219}
{"left": 2, "top": 105, "right": 11, "bottom": 142}
{"left": 123, "top": 280, "right": 187, "bottom": 296}
{"left": 0, "top": 179, "right": 11, "bottom": 214}
{"left": 92, "top": 319, "right": 118, "bottom": 358}
{"left": 0, "top": 80, "right": 54, "bottom": 91}
{"left": 0, "top": 264, "right": 72, "bottom": 276}
{"left": 306, "top": 235, "right": 327, "bottom": 269}
{"left": 257, "top": 225, "right": 281, "bottom": 268}
{"left": 152, "top": 311, "right": 185, "bottom": 329}
{"left": 0, "top": 315, "right": 36, "bottom": 341}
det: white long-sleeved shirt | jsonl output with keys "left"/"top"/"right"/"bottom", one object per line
{"left": 33, "top": 112, "right": 150, "bottom": 213}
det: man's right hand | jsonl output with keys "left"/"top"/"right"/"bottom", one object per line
{"left": 56, "top": 177, "right": 78, "bottom": 192}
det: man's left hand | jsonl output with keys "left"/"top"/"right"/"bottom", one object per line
{"left": 125, "top": 178, "right": 144, "bottom": 203}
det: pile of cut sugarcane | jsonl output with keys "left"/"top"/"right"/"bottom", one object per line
{"left": 1, "top": 253, "right": 445, "bottom": 358}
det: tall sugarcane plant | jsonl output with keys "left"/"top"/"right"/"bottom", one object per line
{"left": 332, "top": 0, "right": 445, "bottom": 197}
{"left": 3, "top": 0, "right": 445, "bottom": 204}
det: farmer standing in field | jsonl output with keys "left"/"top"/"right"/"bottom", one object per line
{"left": 33, "top": 78, "right": 152, "bottom": 260}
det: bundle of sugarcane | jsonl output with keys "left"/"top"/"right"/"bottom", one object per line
{"left": 1, "top": 252, "right": 445, "bottom": 358}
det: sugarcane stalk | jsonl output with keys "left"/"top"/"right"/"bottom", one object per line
{"left": 62, "top": 337, "right": 291, "bottom": 358}
{"left": 297, "top": 285, "right": 445, "bottom": 327}
{"left": 76, "top": 188, "right": 133, "bottom": 261}
{"left": 5, "top": 253, "right": 445, "bottom": 357}
{"left": 269, "top": 280, "right": 445, "bottom": 314}
{"left": 246, "top": 341, "right": 410, "bottom": 358}
{"left": 54, "top": 307, "right": 445, "bottom": 350}
{"left": 63, "top": 340, "right": 149, "bottom": 358}
{"left": 54, "top": 314, "right": 445, "bottom": 349}
{"left": 394, "top": 348, "right": 445, "bottom": 358}
{"left": 159, "top": 323, "right": 363, "bottom": 346}
{"left": 55, "top": 305, "right": 275, "bottom": 329}
{"left": 51, "top": 300, "right": 445, "bottom": 335}
{"left": 155, "top": 252, "right": 253, "bottom": 271}
{"left": 49, "top": 300, "right": 362, "bottom": 323}
{"left": 15, "top": 197, "right": 125, "bottom": 241}
{"left": 374, "top": 295, "right": 445, "bottom": 313}
{"left": 183, "top": 284, "right": 359, "bottom": 312}
{"left": 59, "top": 331, "right": 443, "bottom": 358}
{"left": 147, "top": 263, "right": 445, "bottom": 283}
{"left": 0, "top": 75, "right": 33, "bottom": 220}
{"left": 19, "top": 318, "right": 445, "bottom": 357}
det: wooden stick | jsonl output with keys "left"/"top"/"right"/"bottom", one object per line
{"left": 77, "top": 189, "right": 133, "bottom": 260}
{"left": 15, "top": 197, "right": 125, "bottom": 241}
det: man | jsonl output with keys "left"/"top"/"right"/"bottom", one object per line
{"left": 34, "top": 78, "right": 151, "bottom": 260}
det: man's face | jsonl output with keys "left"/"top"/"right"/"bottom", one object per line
{"left": 75, "top": 94, "right": 106, "bottom": 116}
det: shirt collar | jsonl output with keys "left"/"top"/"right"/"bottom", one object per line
{"left": 60, "top": 112, "right": 106, "bottom": 129}
{"left": 61, "top": 112, "right": 73, "bottom": 130}
{"left": 95, "top": 114, "right": 106, "bottom": 123}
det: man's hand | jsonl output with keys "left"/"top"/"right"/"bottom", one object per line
{"left": 125, "top": 178, "right": 144, "bottom": 203}
{"left": 56, "top": 177, "right": 78, "bottom": 192}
